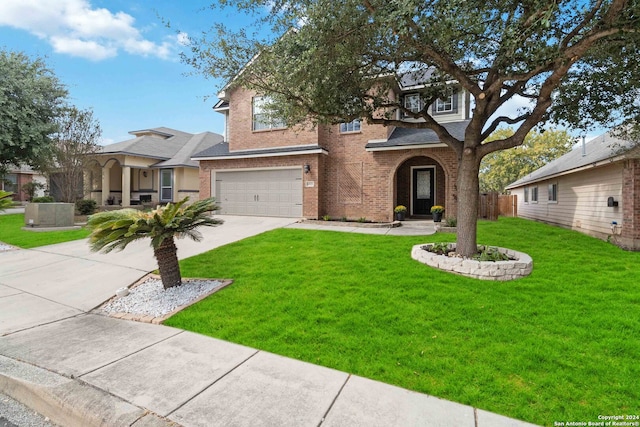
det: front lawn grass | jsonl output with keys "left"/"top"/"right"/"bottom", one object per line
{"left": 165, "top": 217, "right": 640, "bottom": 425}
{"left": 0, "top": 214, "right": 90, "bottom": 248}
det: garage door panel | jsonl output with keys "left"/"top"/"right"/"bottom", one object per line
{"left": 215, "top": 169, "right": 303, "bottom": 217}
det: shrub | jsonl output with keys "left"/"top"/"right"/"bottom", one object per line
{"left": 21, "top": 181, "right": 46, "bottom": 201}
{"left": 31, "top": 196, "right": 55, "bottom": 203}
{"left": 444, "top": 217, "right": 457, "bottom": 227}
{"left": 76, "top": 199, "right": 97, "bottom": 215}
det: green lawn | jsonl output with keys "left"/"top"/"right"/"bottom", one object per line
{"left": 0, "top": 214, "right": 90, "bottom": 248}
{"left": 167, "top": 217, "right": 639, "bottom": 425}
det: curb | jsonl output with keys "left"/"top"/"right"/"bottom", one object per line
{"left": 0, "top": 355, "right": 180, "bottom": 427}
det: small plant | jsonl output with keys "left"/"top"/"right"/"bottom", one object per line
{"left": 107, "top": 195, "right": 115, "bottom": 205}
{"left": 322, "top": 214, "right": 331, "bottom": 221}
{"left": 423, "top": 242, "right": 453, "bottom": 255}
{"left": 394, "top": 205, "right": 407, "bottom": 213}
{"left": 341, "top": 216, "right": 348, "bottom": 222}
{"left": 76, "top": 199, "right": 97, "bottom": 215}
{"left": 473, "top": 245, "right": 514, "bottom": 262}
{"left": 358, "top": 217, "right": 367, "bottom": 223}
{"left": 0, "top": 190, "right": 13, "bottom": 212}
{"left": 430, "top": 205, "right": 444, "bottom": 214}
{"left": 444, "top": 217, "right": 457, "bottom": 227}
{"left": 31, "top": 196, "right": 55, "bottom": 203}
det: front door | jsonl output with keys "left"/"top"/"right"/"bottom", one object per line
{"left": 412, "top": 167, "right": 435, "bottom": 215}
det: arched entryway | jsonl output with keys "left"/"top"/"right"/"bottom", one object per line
{"left": 395, "top": 156, "right": 446, "bottom": 218}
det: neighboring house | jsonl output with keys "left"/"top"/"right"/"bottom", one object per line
{"left": 193, "top": 73, "right": 471, "bottom": 222}
{"left": 0, "top": 165, "right": 46, "bottom": 202}
{"left": 506, "top": 132, "right": 640, "bottom": 250}
{"left": 88, "top": 128, "right": 224, "bottom": 206}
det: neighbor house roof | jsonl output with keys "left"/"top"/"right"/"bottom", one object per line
{"left": 506, "top": 131, "right": 637, "bottom": 189}
{"left": 100, "top": 127, "right": 224, "bottom": 168}
{"left": 365, "top": 120, "right": 470, "bottom": 151}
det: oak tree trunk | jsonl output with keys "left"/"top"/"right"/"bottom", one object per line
{"left": 455, "top": 148, "right": 482, "bottom": 258}
{"left": 153, "top": 237, "right": 182, "bottom": 289}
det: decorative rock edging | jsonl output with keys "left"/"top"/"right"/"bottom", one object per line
{"left": 98, "top": 274, "right": 234, "bottom": 324}
{"left": 411, "top": 243, "right": 533, "bottom": 281}
{"left": 434, "top": 225, "right": 457, "bottom": 233}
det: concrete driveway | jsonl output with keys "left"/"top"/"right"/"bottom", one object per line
{"left": 0, "top": 215, "right": 296, "bottom": 335}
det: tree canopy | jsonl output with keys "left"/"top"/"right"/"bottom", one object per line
{"left": 185, "top": 0, "right": 640, "bottom": 256}
{"left": 0, "top": 50, "right": 68, "bottom": 172}
{"left": 480, "top": 128, "right": 574, "bottom": 193}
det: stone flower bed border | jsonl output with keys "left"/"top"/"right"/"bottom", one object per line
{"left": 411, "top": 243, "right": 533, "bottom": 281}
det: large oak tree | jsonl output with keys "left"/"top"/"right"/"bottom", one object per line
{"left": 184, "top": 0, "right": 640, "bottom": 256}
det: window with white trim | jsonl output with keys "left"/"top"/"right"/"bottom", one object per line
{"left": 531, "top": 186, "right": 538, "bottom": 203}
{"left": 548, "top": 183, "right": 558, "bottom": 202}
{"left": 252, "top": 96, "right": 286, "bottom": 131}
{"left": 404, "top": 94, "right": 422, "bottom": 115}
{"left": 435, "top": 94, "right": 454, "bottom": 113}
{"left": 340, "top": 119, "right": 361, "bottom": 133}
{"left": 524, "top": 187, "right": 529, "bottom": 203}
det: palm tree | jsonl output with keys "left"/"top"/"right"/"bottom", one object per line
{"left": 0, "top": 191, "right": 13, "bottom": 212}
{"left": 87, "top": 197, "right": 222, "bottom": 289}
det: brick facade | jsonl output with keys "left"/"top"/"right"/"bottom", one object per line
{"left": 200, "top": 88, "right": 460, "bottom": 223}
{"left": 621, "top": 159, "right": 640, "bottom": 249}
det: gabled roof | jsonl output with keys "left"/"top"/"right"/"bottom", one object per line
{"left": 365, "top": 120, "right": 470, "bottom": 151}
{"left": 100, "top": 127, "right": 224, "bottom": 168}
{"left": 506, "top": 131, "right": 637, "bottom": 189}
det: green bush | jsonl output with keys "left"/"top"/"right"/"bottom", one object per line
{"left": 31, "top": 196, "right": 54, "bottom": 203}
{"left": 76, "top": 199, "right": 97, "bottom": 215}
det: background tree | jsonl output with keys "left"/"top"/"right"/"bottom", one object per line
{"left": 87, "top": 197, "right": 223, "bottom": 289}
{"left": 480, "top": 128, "right": 574, "bottom": 193}
{"left": 184, "top": 0, "right": 640, "bottom": 257}
{"left": 36, "top": 106, "right": 102, "bottom": 203}
{"left": 0, "top": 49, "right": 68, "bottom": 174}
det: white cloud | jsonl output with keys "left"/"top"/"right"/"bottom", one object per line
{"left": 0, "top": 0, "right": 179, "bottom": 61}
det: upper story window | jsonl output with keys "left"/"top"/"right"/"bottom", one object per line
{"left": 252, "top": 96, "right": 286, "bottom": 131}
{"left": 436, "top": 94, "right": 454, "bottom": 113}
{"left": 402, "top": 91, "right": 458, "bottom": 118}
{"left": 340, "top": 119, "right": 361, "bottom": 133}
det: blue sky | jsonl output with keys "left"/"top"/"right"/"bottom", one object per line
{"left": 0, "top": 0, "right": 240, "bottom": 145}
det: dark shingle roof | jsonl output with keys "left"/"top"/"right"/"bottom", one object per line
{"left": 506, "top": 132, "right": 636, "bottom": 188}
{"left": 366, "top": 120, "right": 470, "bottom": 149}
{"left": 192, "top": 142, "right": 326, "bottom": 159}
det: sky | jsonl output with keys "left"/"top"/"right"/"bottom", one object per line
{"left": 0, "top": 1, "right": 606, "bottom": 147}
{"left": 0, "top": 0, "right": 238, "bottom": 145}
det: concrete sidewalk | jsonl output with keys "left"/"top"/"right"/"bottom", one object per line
{"left": 0, "top": 215, "right": 539, "bottom": 427}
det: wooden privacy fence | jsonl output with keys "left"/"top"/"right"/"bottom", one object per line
{"left": 498, "top": 194, "right": 517, "bottom": 217}
{"left": 478, "top": 192, "right": 499, "bottom": 220}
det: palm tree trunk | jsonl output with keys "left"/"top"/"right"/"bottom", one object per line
{"left": 153, "top": 237, "right": 182, "bottom": 289}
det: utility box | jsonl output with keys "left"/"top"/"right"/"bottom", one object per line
{"left": 25, "top": 203, "right": 75, "bottom": 227}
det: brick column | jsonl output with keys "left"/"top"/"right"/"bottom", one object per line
{"left": 621, "top": 159, "right": 640, "bottom": 249}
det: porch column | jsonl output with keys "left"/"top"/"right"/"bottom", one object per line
{"left": 122, "top": 166, "right": 131, "bottom": 206}
{"left": 101, "top": 164, "right": 112, "bottom": 205}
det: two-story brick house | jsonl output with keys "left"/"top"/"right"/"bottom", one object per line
{"left": 193, "top": 73, "right": 471, "bottom": 222}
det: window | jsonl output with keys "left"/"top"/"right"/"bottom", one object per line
{"left": 2, "top": 174, "right": 17, "bottom": 193}
{"left": 531, "top": 186, "right": 538, "bottom": 203}
{"left": 436, "top": 94, "right": 454, "bottom": 113}
{"left": 548, "top": 183, "right": 558, "bottom": 202}
{"left": 340, "top": 119, "right": 361, "bottom": 133}
{"left": 524, "top": 187, "right": 529, "bottom": 203}
{"left": 252, "top": 96, "right": 286, "bottom": 131}
{"left": 404, "top": 94, "right": 422, "bottom": 115}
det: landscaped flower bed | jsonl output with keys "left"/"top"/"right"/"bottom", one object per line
{"left": 411, "top": 243, "right": 533, "bottom": 280}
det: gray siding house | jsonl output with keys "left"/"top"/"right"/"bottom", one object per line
{"left": 506, "top": 132, "right": 640, "bottom": 250}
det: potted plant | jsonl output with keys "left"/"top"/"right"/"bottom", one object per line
{"left": 107, "top": 195, "right": 115, "bottom": 205}
{"left": 394, "top": 205, "right": 407, "bottom": 221}
{"left": 430, "top": 205, "right": 444, "bottom": 222}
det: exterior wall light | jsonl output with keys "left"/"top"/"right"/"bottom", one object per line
{"left": 304, "top": 164, "right": 311, "bottom": 174}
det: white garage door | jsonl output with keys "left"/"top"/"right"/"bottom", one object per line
{"left": 214, "top": 169, "right": 303, "bottom": 217}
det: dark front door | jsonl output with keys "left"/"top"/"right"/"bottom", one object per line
{"left": 412, "top": 168, "right": 435, "bottom": 215}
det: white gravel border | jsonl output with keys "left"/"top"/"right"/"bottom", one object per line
{"left": 101, "top": 276, "right": 227, "bottom": 319}
{"left": 0, "top": 241, "right": 18, "bottom": 252}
